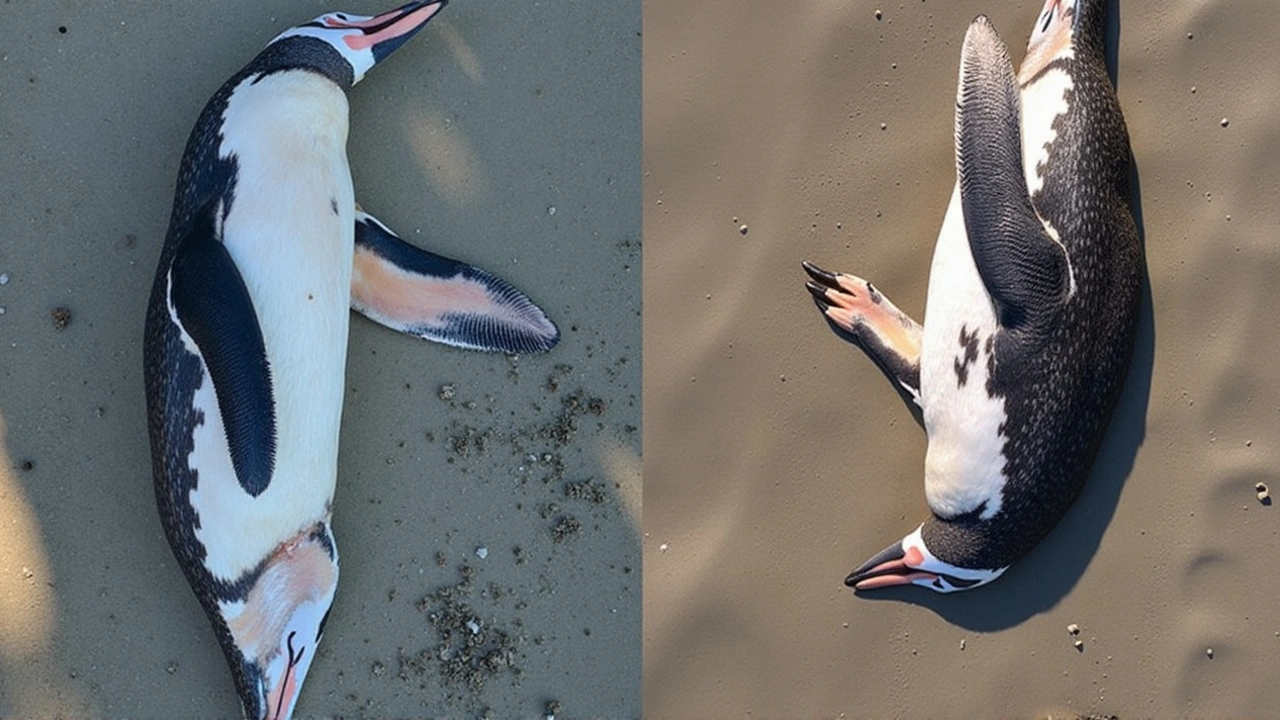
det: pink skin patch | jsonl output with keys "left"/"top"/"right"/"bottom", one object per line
{"left": 852, "top": 545, "right": 939, "bottom": 590}
{"left": 341, "top": 4, "right": 443, "bottom": 51}
{"left": 352, "top": 246, "right": 503, "bottom": 330}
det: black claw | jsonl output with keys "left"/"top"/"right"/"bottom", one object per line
{"left": 805, "top": 280, "right": 833, "bottom": 305}
{"left": 802, "top": 260, "right": 841, "bottom": 289}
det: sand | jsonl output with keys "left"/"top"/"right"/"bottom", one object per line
{"left": 0, "top": 1, "right": 638, "bottom": 717}
{"left": 644, "top": 0, "right": 1280, "bottom": 717}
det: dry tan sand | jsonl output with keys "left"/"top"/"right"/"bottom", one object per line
{"left": 645, "top": 0, "right": 1280, "bottom": 717}
{"left": 0, "top": 1, "right": 638, "bottom": 717}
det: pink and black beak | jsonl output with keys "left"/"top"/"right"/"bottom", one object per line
{"left": 845, "top": 540, "right": 940, "bottom": 591}
{"left": 317, "top": 0, "right": 449, "bottom": 65}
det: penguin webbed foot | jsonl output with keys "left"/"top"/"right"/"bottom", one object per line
{"left": 802, "top": 260, "right": 922, "bottom": 405}
{"left": 351, "top": 208, "right": 561, "bottom": 355}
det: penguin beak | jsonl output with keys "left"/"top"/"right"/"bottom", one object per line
{"left": 219, "top": 525, "right": 339, "bottom": 719}
{"left": 844, "top": 539, "right": 938, "bottom": 590}
{"left": 325, "top": 0, "right": 447, "bottom": 63}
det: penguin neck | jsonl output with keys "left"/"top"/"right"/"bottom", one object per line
{"left": 246, "top": 36, "right": 355, "bottom": 90}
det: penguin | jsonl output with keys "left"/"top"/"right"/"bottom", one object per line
{"left": 143, "top": 2, "right": 559, "bottom": 717}
{"left": 803, "top": 0, "right": 1140, "bottom": 593}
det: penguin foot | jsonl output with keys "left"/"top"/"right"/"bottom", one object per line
{"left": 351, "top": 208, "right": 560, "bottom": 354}
{"left": 802, "top": 260, "right": 922, "bottom": 402}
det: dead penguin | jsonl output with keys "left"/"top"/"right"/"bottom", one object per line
{"left": 804, "top": 0, "right": 1140, "bottom": 592}
{"left": 144, "top": 2, "right": 558, "bottom": 716}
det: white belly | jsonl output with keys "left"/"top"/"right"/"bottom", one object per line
{"left": 919, "top": 184, "right": 1008, "bottom": 520}
{"left": 187, "top": 71, "right": 354, "bottom": 582}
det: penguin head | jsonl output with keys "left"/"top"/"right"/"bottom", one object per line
{"left": 217, "top": 522, "right": 339, "bottom": 720}
{"left": 268, "top": 0, "right": 448, "bottom": 86}
{"left": 1020, "top": 0, "right": 1078, "bottom": 82}
{"left": 844, "top": 524, "right": 1006, "bottom": 593}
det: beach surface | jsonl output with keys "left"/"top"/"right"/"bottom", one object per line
{"left": 0, "top": 1, "right": 639, "bottom": 717}
{"left": 644, "top": 0, "right": 1280, "bottom": 716}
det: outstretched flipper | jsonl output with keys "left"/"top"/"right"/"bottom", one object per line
{"left": 803, "top": 260, "right": 922, "bottom": 405}
{"left": 956, "top": 16, "right": 1072, "bottom": 331}
{"left": 351, "top": 208, "right": 560, "bottom": 354}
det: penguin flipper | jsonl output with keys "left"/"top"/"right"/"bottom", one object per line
{"left": 169, "top": 199, "right": 277, "bottom": 497}
{"left": 956, "top": 16, "right": 1071, "bottom": 330}
{"left": 803, "top": 260, "right": 922, "bottom": 406}
{"left": 351, "top": 208, "right": 560, "bottom": 354}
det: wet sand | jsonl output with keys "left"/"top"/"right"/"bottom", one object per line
{"left": 0, "top": 1, "right": 639, "bottom": 717}
{"left": 644, "top": 0, "right": 1280, "bottom": 717}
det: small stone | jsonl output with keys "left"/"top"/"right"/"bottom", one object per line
{"left": 659, "top": 543, "right": 669, "bottom": 552}
{"left": 875, "top": 9, "right": 883, "bottom": 20}
{"left": 1220, "top": 118, "right": 1229, "bottom": 127}
{"left": 879, "top": 122, "right": 887, "bottom": 130}
{"left": 0, "top": 273, "right": 8, "bottom": 285}
{"left": 738, "top": 224, "right": 748, "bottom": 235}
{"left": 1074, "top": 639, "right": 1084, "bottom": 651}
{"left": 1187, "top": 32, "right": 1194, "bottom": 39}
{"left": 466, "top": 619, "right": 481, "bottom": 634}
{"left": 959, "top": 639, "right": 966, "bottom": 651}
{"left": 475, "top": 546, "right": 488, "bottom": 559}
{"left": 1206, "top": 647, "right": 1214, "bottom": 658}
{"left": 1067, "top": 623, "right": 1080, "bottom": 635}
{"left": 547, "top": 206, "right": 557, "bottom": 216}
{"left": 438, "top": 384, "right": 455, "bottom": 401}
{"left": 52, "top": 307, "right": 71, "bottom": 330}
{"left": 166, "top": 662, "right": 178, "bottom": 675}
{"left": 372, "top": 661, "right": 386, "bottom": 677}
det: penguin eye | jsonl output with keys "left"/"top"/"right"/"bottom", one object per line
{"left": 1040, "top": 11, "right": 1053, "bottom": 33}
{"left": 335, "top": 13, "right": 348, "bottom": 20}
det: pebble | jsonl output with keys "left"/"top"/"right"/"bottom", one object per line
{"left": 1074, "top": 639, "right": 1084, "bottom": 651}
{"left": 475, "top": 546, "right": 488, "bottom": 559}
{"left": 959, "top": 639, "right": 966, "bottom": 651}
{"left": 466, "top": 620, "right": 481, "bottom": 635}
{"left": 0, "top": 273, "right": 8, "bottom": 285}
{"left": 547, "top": 206, "right": 556, "bottom": 216}
{"left": 738, "top": 224, "right": 748, "bottom": 235}
{"left": 1067, "top": 623, "right": 1080, "bottom": 635}
{"left": 1220, "top": 118, "right": 1229, "bottom": 128}
{"left": 1206, "top": 647, "right": 1214, "bottom": 658}
{"left": 1257, "top": 482, "right": 1271, "bottom": 504}
{"left": 875, "top": 9, "right": 883, "bottom": 20}
{"left": 659, "top": 543, "right": 669, "bottom": 552}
